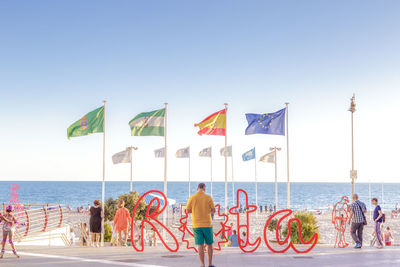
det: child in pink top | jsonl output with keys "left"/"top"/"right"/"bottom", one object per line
{"left": 0, "top": 205, "right": 19, "bottom": 258}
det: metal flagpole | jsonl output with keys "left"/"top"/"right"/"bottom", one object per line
{"left": 130, "top": 146, "right": 133, "bottom": 192}
{"left": 349, "top": 94, "right": 356, "bottom": 196}
{"left": 270, "top": 147, "right": 281, "bottom": 211}
{"left": 129, "top": 146, "right": 138, "bottom": 193}
{"left": 369, "top": 180, "right": 372, "bottom": 221}
{"left": 210, "top": 147, "right": 213, "bottom": 197}
{"left": 163, "top": 103, "right": 168, "bottom": 233}
{"left": 188, "top": 147, "right": 191, "bottom": 199}
{"left": 101, "top": 100, "right": 106, "bottom": 246}
{"left": 231, "top": 147, "right": 234, "bottom": 206}
{"left": 255, "top": 148, "right": 258, "bottom": 214}
{"left": 224, "top": 103, "right": 228, "bottom": 213}
{"left": 285, "top": 102, "right": 290, "bottom": 209}
{"left": 274, "top": 149, "right": 278, "bottom": 211}
{"left": 382, "top": 181, "right": 385, "bottom": 212}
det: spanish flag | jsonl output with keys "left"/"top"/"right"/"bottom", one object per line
{"left": 195, "top": 109, "right": 226, "bottom": 136}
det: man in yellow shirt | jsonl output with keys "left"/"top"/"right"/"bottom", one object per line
{"left": 186, "top": 183, "right": 216, "bottom": 267}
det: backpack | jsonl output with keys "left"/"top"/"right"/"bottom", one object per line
{"left": 382, "top": 213, "right": 386, "bottom": 223}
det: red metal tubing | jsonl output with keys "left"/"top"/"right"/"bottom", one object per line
{"left": 58, "top": 205, "right": 63, "bottom": 227}
{"left": 24, "top": 210, "right": 30, "bottom": 237}
{"left": 42, "top": 205, "right": 48, "bottom": 232}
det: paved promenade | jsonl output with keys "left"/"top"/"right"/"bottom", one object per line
{"left": 1, "top": 245, "right": 399, "bottom": 267}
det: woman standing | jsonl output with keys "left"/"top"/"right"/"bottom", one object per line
{"left": 113, "top": 200, "right": 131, "bottom": 246}
{"left": 89, "top": 200, "right": 103, "bottom": 248}
{"left": 371, "top": 198, "right": 384, "bottom": 249}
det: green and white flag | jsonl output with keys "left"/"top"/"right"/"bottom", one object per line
{"left": 129, "top": 108, "right": 165, "bottom": 136}
{"left": 67, "top": 106, "right": 104, "bottom": 139}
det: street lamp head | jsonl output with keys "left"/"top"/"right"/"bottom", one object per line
{"left": 269, "top": 147, "right": 281, "bottom": 151}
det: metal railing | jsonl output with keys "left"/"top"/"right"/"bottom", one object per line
{"left": 1, "top": 203, "right": 66, "bottom": 241}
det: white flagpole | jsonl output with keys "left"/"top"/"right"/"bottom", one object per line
{"left": 382, "top": 181, "right": 385, "bottom": 212}
{"left": 224, "top": 103, "right": 228, "bottom": 213}
{"left": 188, "top": 148, "right": 191, "bottom": 199}
{"left": 274, "top": 149, "right": 278, "bottom": 211}
{"left": 210, "top": 147, "right": 213, "bottom": 197}
{"left": 285, "top": 102, "right": 290, "bottom": 209}
{"left": 130, "top": 146, "right": 133, "bottom": 192}
{"left": 101, "top": 100, "right": 106, "bottom": 246}
{"left": 255, "top": 148, "right": 258, "bottom": 214}
{"left": 231, "top": 147, "right": 234, "bottom": 206}
{"left": 163, "top": 103, "right": 168, "bottom": 232}
{"left": 369, "top": 179, "right": 372, "bottom": 221}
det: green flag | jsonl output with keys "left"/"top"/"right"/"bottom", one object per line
{"left": 129, "top": 108, "right": 165, "bottom": 136}
{"left": 67, "top": 106, "right": 104, "bottom": 139}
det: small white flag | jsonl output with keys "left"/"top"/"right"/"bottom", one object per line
{"left": 220, "top": 146, "right": 232, "bottom": 157}
{"left": 260, "top": 151, "right": 275, "bottom": 163}
{"left": 176, "top": 147, "right": 190, "bottom": 158}
{"left": 112, "top": 149, "right": 131, "bottom": 164}
{"left": 199, "top": 147, "right": 212, "bottom": 157}
{"left": 154, "top": 147, "right": 165, "bottom": 158}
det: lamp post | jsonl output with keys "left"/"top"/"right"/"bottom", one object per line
{"left": 270, "top": 146, "right": 281, "bottom": 211}
{"left": 127, "top": 146, "right": 138, "bottom": 192}
{"left": 349, "top": 94, "right": 357, "bottom": 196}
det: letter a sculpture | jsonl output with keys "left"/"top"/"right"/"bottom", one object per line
{"left": 332, "top": 196, "right": 350, "bottom": 248}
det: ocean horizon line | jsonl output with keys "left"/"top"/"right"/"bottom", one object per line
{"left": 0, "top": 180, "right": 394, "bottom": 184}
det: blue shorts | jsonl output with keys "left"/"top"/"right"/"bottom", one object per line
{"left": 193, "top": 227, "right": 214, "bottom": 245}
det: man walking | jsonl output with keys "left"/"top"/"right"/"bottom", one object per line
{"left": 348, "top": 194, "right": 367, "bottom": 248}
{"left": 186, "top": 183, "right": 216, "bottom": 267}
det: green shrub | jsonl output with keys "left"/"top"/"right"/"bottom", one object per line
{"left": 282, "top": 211, "right": 319, "bottom": 244}
{"left": 104, "top": 191, "right": 157, "bottom": 222}
{"left": 104, "top": 222, "right": 112, "bottom": 242}
{"left": 267, "top": 218, "right": 282, "bottom": 232}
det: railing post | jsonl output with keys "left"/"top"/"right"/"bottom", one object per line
{"left": 24, "top": 210, "right": 30, "bottom": 237}
{"left": 42, "top": 205, "right": 48, "bottom": 232}
{"left": 58, "top": 205, "right": 63, "bottom": 227}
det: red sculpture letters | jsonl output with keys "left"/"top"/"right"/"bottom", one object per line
{"left": 132, "top": 189, "right": 318, "bottom": 254}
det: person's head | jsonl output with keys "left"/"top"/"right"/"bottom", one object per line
{"left": 70, "top": 228, "right": 74, "bottom": 233}
{"left": 371, "top": 198, "right": 378, "bottom": 206}
{"left": 352, "top": 194, "right": 359, "bottom": 201}
{"left": 386, "top": 226, "right": 391, "bottom": 231}
{"left": 197, "top": 183, "right": 206, "bottom": 192}
{"left": 83, "top": 223, "right": 87, "bottom": 227}
{"left": 93, "top": 200, "right": 101, "bottom": 206}
{"left": 242, "top": 232, "right": 246, "bottom": 237}
{"left": 5, "top": 205, "right": 12, "bottom": 213}
{"left": 233, "top": 230, "right": 237, "bottom": 235}
{"left": 118, "top": 199, "right": 125, "bottom": 209}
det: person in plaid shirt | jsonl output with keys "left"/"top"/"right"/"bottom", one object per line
{"left": 348, "top": 194, "right": 367, "bottom": 248}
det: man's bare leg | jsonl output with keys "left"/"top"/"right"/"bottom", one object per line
{"left": 198, "top": 244, "right": 205, "bottom": 267}
{"left": 207, "top": 244, "right": 213, "bottom": 266}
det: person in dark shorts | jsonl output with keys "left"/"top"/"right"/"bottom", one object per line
{"left": 186, "top": 183, "right": 216, "bottom": 267}
{"left": 89, "top": 200, "right": 104, "bottom": 248}
{"left": 348, "top": 194, "right": 367, "bottom": 248}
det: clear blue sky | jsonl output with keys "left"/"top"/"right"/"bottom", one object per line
{"left": 0, "top": 1, "right": 399, "bottom": 183}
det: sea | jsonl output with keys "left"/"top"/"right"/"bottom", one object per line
{"left": 0, "top": 181, "right": 398, "bottom": 211}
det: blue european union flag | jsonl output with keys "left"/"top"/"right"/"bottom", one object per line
{"left": 242, "top": 148, "right": 255, "bottom": 161}
{"left": 245, "top": 108, "right": 286, "bottom": 136}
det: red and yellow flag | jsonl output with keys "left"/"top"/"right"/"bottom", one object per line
{"left": 194, "top": 109, "right": 226, "bottom": 136}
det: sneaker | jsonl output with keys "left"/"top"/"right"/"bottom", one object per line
{"left": 13, "top": 251, "right": 20, "bottom": 258}
{"left": 0, "top": 251, "right": 4, "bottom": 259}
{"left": 353, "top": 243, "right": 360, "bottom": 248}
